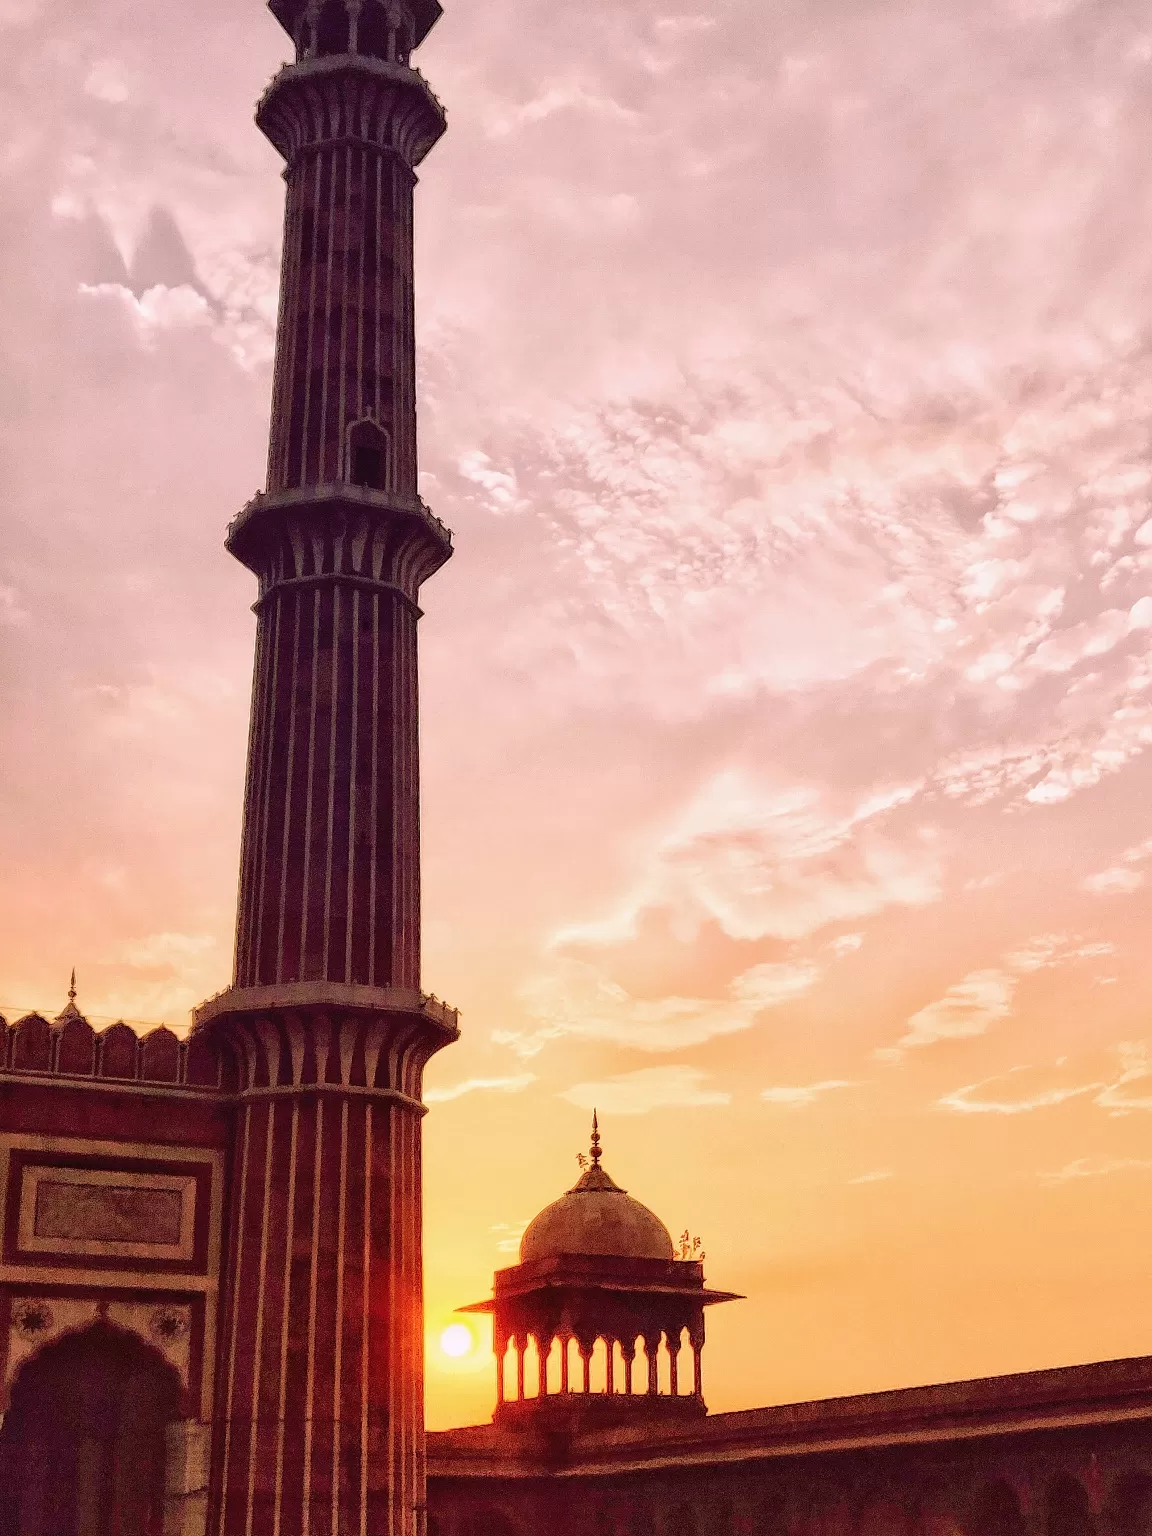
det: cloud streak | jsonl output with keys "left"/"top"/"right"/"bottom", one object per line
{"left": 561, "top": 1065, "right": 731, "bottom": 1116}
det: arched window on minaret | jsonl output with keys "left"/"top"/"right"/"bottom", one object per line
{"left": 348, "top": 419, "right": 391, "bottom": 491}
{"left": 316, "top": 0, "right": 351, "bottom": 55}
{"left": 357, "top": 0, "right": 390, "bottom": 59}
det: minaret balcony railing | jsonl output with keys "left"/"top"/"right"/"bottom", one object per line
{"left": 257, "top": 52, "right": 447, "bottom": 167}
{"left": 227, "top": 483, "right": 453, "bottom": 551}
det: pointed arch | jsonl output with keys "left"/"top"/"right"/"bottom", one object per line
{"left": 140, "top": 1025, "right": 180, "bottom": 1083}
{"left": 1046, "top": 1476, "right": 1095, "bottom": 1536}
{"left": 971, "top": 1481, "right": 1027, "bottom": 1536}
{"left": 316, "top": 0, "right": 350, "bottom": 55}
{"left": 0, "top": 1321, "right": 182, "bottom": 1536}
{"left": 348, "top": 416, "right": 391, "bottom": 491}
{"left": 56, "top": 1014, "right": 96, "bottom": 1075}
{"left": 11, "top": 1013, "right": 52, "bottom": 1072}
{"left": 357, "top": 0, "right": 390, "bottom": 58}
{"left": 98, "top": 1021, "right": 139, "bottom": 1079}
{"left": 1108, "top": 1474, "right": 1152, "bottom": 1536}
{"left": 667, "top": 1505, "right": 699, "bottom": 1536}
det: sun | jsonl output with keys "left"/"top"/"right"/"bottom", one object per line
{"left": 439, "top": 1323, "right": 474, "bottom": 1359}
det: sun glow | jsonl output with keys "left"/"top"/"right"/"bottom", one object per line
{"left": 439, "top": 1323, "right": 474, "bottom": 1359}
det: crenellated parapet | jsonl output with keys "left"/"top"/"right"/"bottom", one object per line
{"left": 0, "top": 1009, "right": 224, "bottom": 1090}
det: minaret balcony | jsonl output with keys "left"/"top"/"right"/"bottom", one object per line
{"left": 257, "top": 52, "right": 447, "bottom": 168}
{"left": 226, "top": 482, "right": 453, "bottom": 599}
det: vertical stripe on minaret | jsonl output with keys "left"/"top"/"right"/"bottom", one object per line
{"left": 195, "top": 7, "right": 455, "bottom": 1536}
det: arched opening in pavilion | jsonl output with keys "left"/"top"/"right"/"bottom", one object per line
{"left": 0, "top": 1321, "right": 182, "bottom": 1536}
{"left": 1045, "top": 1476, "right": 1095, "bottom": 1536}
{"left": 970, "top": 1480, "right": 1027, "bottom": 1536}
{"left": 1108, "top": 1474, "right": 1152, "bottom": 1536}
{"left": 666, "top": 1505, "right": 700, "bottom": 1536}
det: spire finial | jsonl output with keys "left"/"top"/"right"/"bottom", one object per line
{"left": 68, "top": 968, "right": 77, "bottom": 1005}
{"left": 590, "top": 1109, "right": 601, "bottom": 1167}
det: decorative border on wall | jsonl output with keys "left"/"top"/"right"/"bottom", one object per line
{"left": 2, "top": 1146, "right": 214, "bottom": 1275}
{"left": 0, "top": 1135, "right": 223, "bottom": 1420}
{"left": 17, "top": 1164, "right": 198, "bottom": 1261}
{"left": 2, "top": 1291, "right": 200, "bottom": 1406}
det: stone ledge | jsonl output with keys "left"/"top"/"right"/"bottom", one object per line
{"left": 192, "top": 980, "right": 459, "bottom": 1037}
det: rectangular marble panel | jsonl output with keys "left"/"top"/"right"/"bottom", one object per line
{"left": 17, "top": 1165, "right": 197, "bottom": 1260}
{"left": 34, "top": 1180, "right": 184, "bottom": 1246}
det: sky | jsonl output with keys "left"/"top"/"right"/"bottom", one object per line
{"left": 2, "top": 0, "right": 1152, "bottom": 1431}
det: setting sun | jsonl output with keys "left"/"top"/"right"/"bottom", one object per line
{"left": 439, "top": 1324, "right": 474, "bottom": 1360}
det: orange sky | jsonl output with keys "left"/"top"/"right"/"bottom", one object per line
{"left": 3, "top": 0, "right": 1152, "bottom": 1433}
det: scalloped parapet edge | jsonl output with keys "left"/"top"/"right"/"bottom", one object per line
{"left": 0, "top": 1012, "right": 224, "bottom": 1090}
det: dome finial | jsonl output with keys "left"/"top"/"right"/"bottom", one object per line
{"left": 68, "top": 968, "right": 77, "bottom": 1006}
{"left": 590, "top": 1109, "right": 601, "bottom": 1167}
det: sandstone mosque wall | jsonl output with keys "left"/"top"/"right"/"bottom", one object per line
{"left": 426, "top": 1356, "right": 1152, "bottom": 1536}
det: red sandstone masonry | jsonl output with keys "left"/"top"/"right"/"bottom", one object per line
{"left": 0, "top": 1013, "right": 224, "bottom": 1090}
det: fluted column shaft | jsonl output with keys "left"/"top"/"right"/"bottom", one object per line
{"left": 266, "top": 134, "right": 418, "bottom": 497}
{"left": 234, "top": 567, "right": 422, "bottom": 990}
{"left": 212, "top": 1016, "right": 433, "bottom": 1536}
{"left": 200, "top": 33, "right": 455, "bottom": 1536}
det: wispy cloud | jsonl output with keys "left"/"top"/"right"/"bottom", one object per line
{"left": 551, "top": 772, "right": 937, "bottom": 951}
{"left": 489, "top": 1220, "right": 530, "bottom": 1255}
{"left": 761, "top": 1079, "right": 857, "bottom": 1109}
{"left": 939, "top": 1064, "right": 1105, "bottom": 1116}
{"left": 1095, "top": 1044, "right": 1152, "bottom": 1113}
{"left": 1041, "top": 1157, "right": 1152, "bottom": 1185}
{"left": 895, "top": 969, "right": 1016, "bottom": 1053}
{"left": 561, "top": 1065, "right": 730, "bottom": 1116}
{"left": 424, "top": 1074, "right": 536, "bottom": 1104}
{"left": 886, "top": 935, "right": 1116, "bottom": 1056}
{"left": 1083, "top": 837, "right": 1152, "bottom": 896}
{"left": 502, "top": 955, "right": 820, "bottom": 1056}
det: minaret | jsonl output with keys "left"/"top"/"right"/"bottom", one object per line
{"left": 193, "top": 3, "right": 456, "bottom": 1534}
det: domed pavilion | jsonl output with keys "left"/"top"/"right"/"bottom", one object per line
{"left": 460, "top": 1115, "right": 741, "bottom": 1426}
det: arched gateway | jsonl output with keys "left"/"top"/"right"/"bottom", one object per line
{"left": 0, "top": 1322, "right": 181, "bottom": 1536}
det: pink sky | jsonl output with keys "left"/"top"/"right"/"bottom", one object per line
{"left": 3, "top": 0, "right": 1152, "bottom": 1430}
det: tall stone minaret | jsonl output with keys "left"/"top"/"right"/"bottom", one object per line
{"left": 194, "top": 3, "right": 456, "bottom": 1533}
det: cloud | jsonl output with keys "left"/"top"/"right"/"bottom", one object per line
{"left": 761, "top": 1079, "right": 857, "bottom": 1109}
{"left": 1082, "top": 837, "right": 1152, "bottom": 896}
{"left": 553, "top": 771, "right": 939, "bottom": 951}
{"left": 1041, "top": 1157, "right": 1152, "bottom": 1184}
{"left": 561, "top": 1064, "right": 730, "bottom": 1116}
{"left": 0, "top": 585, "right": 27, "bottom": 626}
{"left": 485, "top": 81, "right": 641, "bottom": 138}
{"left": 1083, "top": 867, "right": 1145, "bottom": 895}
{"left": 830, "top": 933, "right": 864, "bottom": 956}
{"left": 898, "top": 969, "right": 1017, "bottom": 1052}
{"left": 939, "top": 1063, "right": 1105, "bottom": 1116}
{"left": 848, "top": 1170, "right": 894, "bottom": 1185}
{"left": 424, "top": 1074, "right": 536, "bottom": 1104}
{"left": 889, "top": 935, "right": 1117, "bottom": 1055}
{"left": 1095, "top": 1044, "right": 1152, "bottom": 1113}
{"left": 489, "top": 1220, "right": 530, "bottom": 1255}
{"left": 505, "top": 954, "right": 819, "bottom": 1056}
{"left": 118, "top": 931, "right": 217, "bottom": 968}
{"left": 1002, "top": 934, "right": 1115, "bottom": 973}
